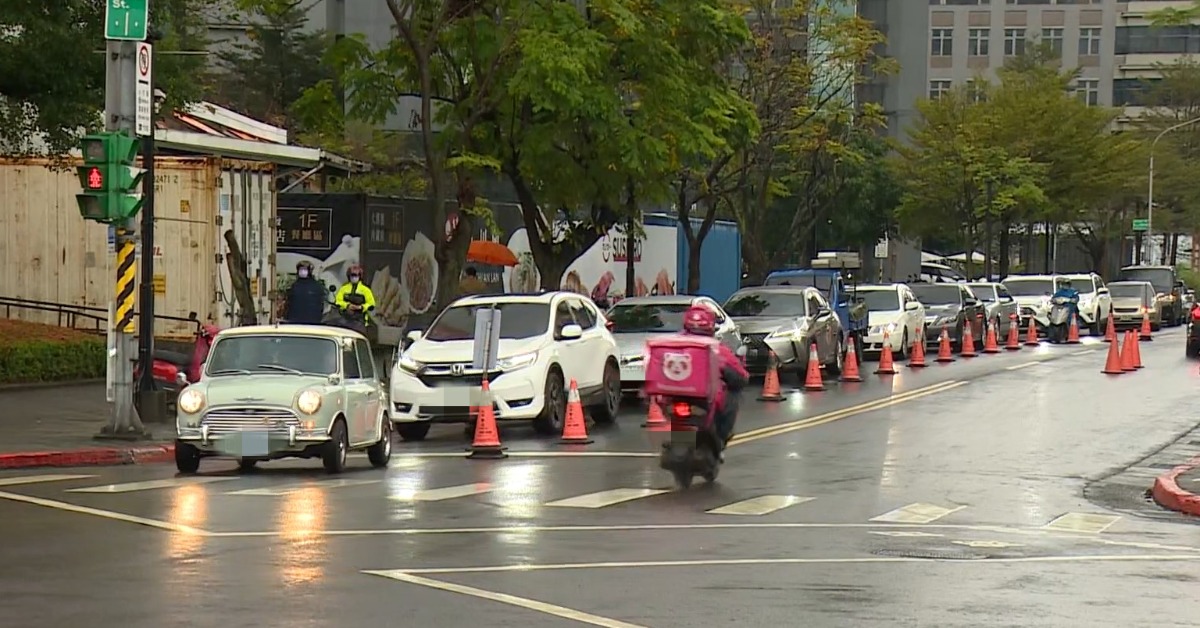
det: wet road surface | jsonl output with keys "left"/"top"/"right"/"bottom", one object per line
{"left": 4, "top": 331, "right": 1200, "bottom": 626}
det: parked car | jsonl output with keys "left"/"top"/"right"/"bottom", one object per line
{"left": 1106, "top": 281, "right": 1160, "bottom": 331}
{"left": 1002, "top": 275, "right": 1063, "bottom": 331}
{"left": 1061, "top": 273, "right": 1112, "bottom": 335}
{"left": 723, "top": 285, "right": 845, "bottom": 380}
{"left": 910, "top": 283, "right": 987, "bottom": 350}
{"left": 919, "top": 262, "right": 967, "bottom": 284}
{"left": 966, "top": 282, "right": 1020, "bottom": 339}
{"left": 1118, "top": 265, "right": 1185, "bottom": 326}
{"left": 390, "top": 292, "right": 621, "bottom": 438}
{"left": 849, "top": 284, "right": 924, "bottom": 359}
{"left": 605, "top": 295, "right": 740, "bottom": 392}
{"left": 174, "top": 325, "right": 393, "bottom": 475}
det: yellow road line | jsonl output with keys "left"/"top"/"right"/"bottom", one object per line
{"left": 729, "top": 381, "right": 968, "bottom": 446}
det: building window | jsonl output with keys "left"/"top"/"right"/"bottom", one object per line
{"left": 967, "top": 80, "right": 988, "bottom": 102}
{"left": 1041, "top": 27, "right": 1063, "bottom": 56}
{"left": 1112, "top": 78, "right": 1159, "bottom": 107}
{"left": 1075, "top": 78, "right": 1099, "bottom": 106}
{"left": 931, "top": 28, "right": 953, "bottom": 56}
{"left": 1115, "top": 25, "right": 1200, "bottom": 55}
{"left": 1078, "top": 27, "right": 1101, "bottom": 56}
{"left": 1004, "top": 28, "right": 1026, "bottom": 56}
{"left": 969, "top": 28, "right": 990, "bottom": 56}
{"left": 929, "top": 79, "right": 952, "bottom": 99}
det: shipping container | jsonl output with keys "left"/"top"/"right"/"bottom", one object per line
{"left": 676, "top": 217, "right": 741, "bottom": 303}
{"left": 0, "top": 157, "right": 275, "bottom": 338}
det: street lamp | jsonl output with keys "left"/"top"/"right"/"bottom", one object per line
{"left": 1146, "top": 115, "right": 1200, "bottom": 263}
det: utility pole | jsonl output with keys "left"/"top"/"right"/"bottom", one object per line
{"left": 94, "top": 0, "right": 152, "bottom": 440}
{"left": 136, "top": 32, "right": 158, "bottom": 395}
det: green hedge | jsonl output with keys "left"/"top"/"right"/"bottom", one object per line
{"left": 0, "top": 339, "right": 107, "bottom": 385}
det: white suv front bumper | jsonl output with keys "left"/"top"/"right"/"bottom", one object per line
{"left": 389, "top": 369, "right": 545, "bottom": 422}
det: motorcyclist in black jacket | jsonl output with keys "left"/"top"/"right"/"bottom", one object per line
{"left": 283, "top": 260, "right": 327, "bottom": 324}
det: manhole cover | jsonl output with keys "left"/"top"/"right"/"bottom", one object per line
{"left": 872, "top": 548, "right": 985, "bottom": 560}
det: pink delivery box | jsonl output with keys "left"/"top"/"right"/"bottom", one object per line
{"left": 643, "top": 336, "right": 720, "bottom": 400}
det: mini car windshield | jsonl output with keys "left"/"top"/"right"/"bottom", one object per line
{"left": 910, "top": 285, "right": 961, "bottom": 305}
{"left": 205, "top": 335, "right": 339, "bottom": 376}
{"left": 606, "top": 303, "right": 690, "bottom": 333}
{"left": 424, "top": 302, "right": 552, "bottom": 341}
{"left": 723, "top": 291, "right": 808, "bottom": 317}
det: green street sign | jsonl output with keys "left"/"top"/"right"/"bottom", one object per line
{"left": 1132, "top": 218, "right": 1149, "bottom": 232}
{"left": 105, "top": 0, "right": 149, "bottom": 41}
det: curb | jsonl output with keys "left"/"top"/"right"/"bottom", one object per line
{"left": 1151, "top": 456, "right": 1200, "bottom": 516}
{"left": 0, "top": 444, "right": 174, "bottom": 470}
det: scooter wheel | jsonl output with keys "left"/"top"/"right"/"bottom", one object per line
{"left": 672, "top": 468, "right": 693, "bottom": 489}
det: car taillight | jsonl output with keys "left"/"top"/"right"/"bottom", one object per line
{"left": 606, "top": 319, "right": 615, "bottom": 331}
{"left": 1192, "top": 306, "right": 1200, "bottom": 321}
{"left": 672, "top": 402, "right": 691, "bottom": 417}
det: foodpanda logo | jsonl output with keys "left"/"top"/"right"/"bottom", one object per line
{"left": 661, "top": 352, "right": 692, "bottom": 382}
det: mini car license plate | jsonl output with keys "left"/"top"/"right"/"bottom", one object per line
{"left": 219, "top": 431, "right": 270, "bottom": 457}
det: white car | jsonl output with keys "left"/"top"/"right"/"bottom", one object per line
{"left": 607, "top": 295, "right": 741, "bottom": 390}
{"left": 852, "top": 284, "right": 925, "bottom": 358}
{"left": 389, "top": 292, "right": 622, "bottom": 439}
{"left": 1003, "top": 273, "right": 1111, "bottom": 334}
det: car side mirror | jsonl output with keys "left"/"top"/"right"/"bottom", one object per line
{"left": 559, "top": 324, "right": 583, "bottom": 340}
{"left": 815, "top": 306, "right": 830, "bottom": 317}
{"left": 735, "top": 344, "right": 748, "bottom": 358}
{"left": 175, "top": 372, "right": 188, "bottom": 386}
{"left": 1176, "top": 281, "right": 1186, "bottom": 288}
{"left": 904, "top": 301, "right": 920, "bottom": 311}
{"left": 1097, "top": 287, "right": 1109, "bottom": 295}
{"left": 406, "top": 330, "right": 423, "bottom": 343}
{"left": 964, "top": 298, "right": 979, "bottom": 307}
{"left": 327, "top": 373, "right": 342, "bottom": 385}
{"left": 1000, "top": 295, "right": 1014, "bottom": 303}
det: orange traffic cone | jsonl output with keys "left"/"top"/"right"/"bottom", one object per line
{"left": 1120, "top": 331, "right": 1136, "bottom": 372}
{"left": 758, "top": 350, "right": 785, "bottom": 401}
{"left": 1024, "top": 318, "right": 1040, "bottom": 346}
{"left": 841, "top": 339, "right": 863, "bottom": 382}
{"left": 1131, "top": 329, "right": 1144, "bottom": 369}
{"left": 1102, "top": 315, "right": 1116, "bottom": 343}
{"left": 1140, "top": 312, "right": 1153, "bottom": 341}
{"left": 803, "top": 343, "right": 825, "bottom": 391}
{"left": 909, "top": 330, "right": 927, "bottom": 368}
{"left": 642, "top": 398, "right": 668, "bottom": 429}
{"left": 560, "top": 379, "right": 593, "bottom": 444}
{"left": 468, "top": 379, "right": 507, "bottom": 459}
{"left": 875, "top": 332, "right": 898, "bottom": 374}
{"left": 1066, "top": 314, "right": 1081, "bottom": 344}
{"left": 1006, "top": 315, "right": 1021, "bottom": 351}
{"left": 983, "top": 320, "right": 1001, "bottom": 353}
{"left": 960, "top": 324, "right": 977, "bottom": 358}
{"left": 1101, "top": 332, "right": 1124, "bottom": 375}
{"left": 936, "top": 329, "right": 955, "bottom": 363}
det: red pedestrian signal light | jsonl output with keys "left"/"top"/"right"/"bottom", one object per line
{"left": 86, "top": 167, "right": 103, "bottom": 190}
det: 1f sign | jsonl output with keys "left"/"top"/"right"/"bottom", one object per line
{"left": 135, "top": 42, "right": 153, "bottom": 137}
{"left": 105, "top": 0, "right": 150, "bottom": 41}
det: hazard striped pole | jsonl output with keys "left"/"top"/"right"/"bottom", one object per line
{"left": 114, "top": 237, "right": 137, "bottom": 333}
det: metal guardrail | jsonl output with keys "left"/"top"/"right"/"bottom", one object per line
{"left": 0, "top": 296, "right": 201, "bottom": 336}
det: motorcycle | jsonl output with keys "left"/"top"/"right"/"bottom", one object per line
{"left": 658, "top": 395, "right": 723, "bottom": 489}
{"left": 135, "top": 321, "right": 220, "bottom": 396}
{"left": 1046, "top": 296, "right": 1075, "bottom": 344}
{"left": 324, "top": 286, "right": 374, "bottom": 340}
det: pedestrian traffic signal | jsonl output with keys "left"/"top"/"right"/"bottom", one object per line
{"left": 75, "top": 131, "right": 145, "bottom": 224}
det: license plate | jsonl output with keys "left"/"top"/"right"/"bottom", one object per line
{"left": 220, "top": 430, "right": 270, "bottom": 457}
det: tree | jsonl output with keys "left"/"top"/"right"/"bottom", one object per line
{"left": 0, "top": 0, "right": 209, "bottom": 155}
{"left": 692, "top": 0, "right": 891, "bottom": 283}
{"left": 210, "top": 0, "right": 331, "bottom": 132}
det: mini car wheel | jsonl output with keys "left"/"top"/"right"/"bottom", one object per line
{"left": 175, "top": 441, "right": 201, "bottom": 474}
{"left": 322, "top": 419, "right": 349, "bottom": 474}
{"left": 396, "top": 422, "right": 431, "bottom": 441}
{"left": 590, "top": 360, "right": 621, "bottom": 425}
{"left": 532, "top": 367, "right": 566, "bottom": 435}
{"left": 237, "top": 458, "right": 257, "bottom": 472}
{"left": 367, "top": 415, "right": 393, "bottom": 468}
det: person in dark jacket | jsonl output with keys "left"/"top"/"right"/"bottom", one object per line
{"left": 284, "top": 260, "right": 327, "bottom": 324}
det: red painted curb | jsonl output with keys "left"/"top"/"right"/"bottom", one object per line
{"left": 0, "top": 444, "right": 174, "bottom": 470}
{"left": 1151, "top": 456, "right": 1200, "bottom": 517}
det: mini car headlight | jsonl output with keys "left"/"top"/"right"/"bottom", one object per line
{"left": 297, "top": 389, "right": 322, "bottom": 415}
{"left": 178, "top": 389, "right": 205, "bottom": 414}
{"left": 497, "top": 352, "right": 537, "bottom": 371}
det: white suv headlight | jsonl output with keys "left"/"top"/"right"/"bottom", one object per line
{"left": 296, "top": 389, "right": 322, "bottom": 415}
{"left": 178, "top": 389, "right": 205, "bottom": 414}
{"left": 397, "top": 353, "right": 422, "bottom": 373}
{"left": 497, "top": 352, "right": 537, "bottom": 371}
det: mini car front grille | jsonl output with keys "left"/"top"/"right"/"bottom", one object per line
{"left": 202, "top": 407, "right": 301, "bottom": 436}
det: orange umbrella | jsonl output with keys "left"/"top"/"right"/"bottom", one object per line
{"left": 467, "top": 240, "right": 518, "bottom": 267}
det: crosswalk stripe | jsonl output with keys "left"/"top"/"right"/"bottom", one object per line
{"left": 391, "top": 483, "right": 491, "bottom": 502}
{"left": 225, "top": 478, "right": 380, "bottom": 496}
{"left": 869, "top": 503, "right": 965, "bottom": 524}
{"left": 706, "top": 495, "right": 814, "bottom": 516}
{"left": 67, "top": 477, "right": 238, "bottom": 493}
{"left": 0, "top": 474, "right": 96, "bottom": 487}
{"left": 545, "top": 488, "right": 669, "bottom": 509}
{"left": 1042, "top": 512, "right": 1121, "bottom": 534}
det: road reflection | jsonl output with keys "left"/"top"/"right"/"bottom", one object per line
{"left": 167, "top": 484, "right": 207, "bottom": 561}
{"left": 276, "top": 485, "right": 327, "bottom": 587}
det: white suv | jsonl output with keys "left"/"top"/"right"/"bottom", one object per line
{"left": 389, "top": 292, "right": 622, "bottom": 439}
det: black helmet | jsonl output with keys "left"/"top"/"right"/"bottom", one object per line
{"left": 296, "top": 260, "right": 314, "bottom": 272}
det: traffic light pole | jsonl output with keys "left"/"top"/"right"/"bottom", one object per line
{"left": 136, "top": 53, "right": 157, "bottom": 394}
{"left": 97, "top": 39, "right": 150, "bottom": 441}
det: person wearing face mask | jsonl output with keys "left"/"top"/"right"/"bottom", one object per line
{"left": 334, "top": 263, "right": 377, "bottom": 329}
{"left": 283, "top": 260, "right": 327, "bottom": 324}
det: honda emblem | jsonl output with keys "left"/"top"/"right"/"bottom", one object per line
{"left": 450, "top": 363, "right": 465, "bottom": 376}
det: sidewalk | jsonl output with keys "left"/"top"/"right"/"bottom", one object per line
{"left": 0, "top": 383, "right": 174, "bottom": 469}
{"left": 1152, "top": 458, "right": 1200, "bottom": 517}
